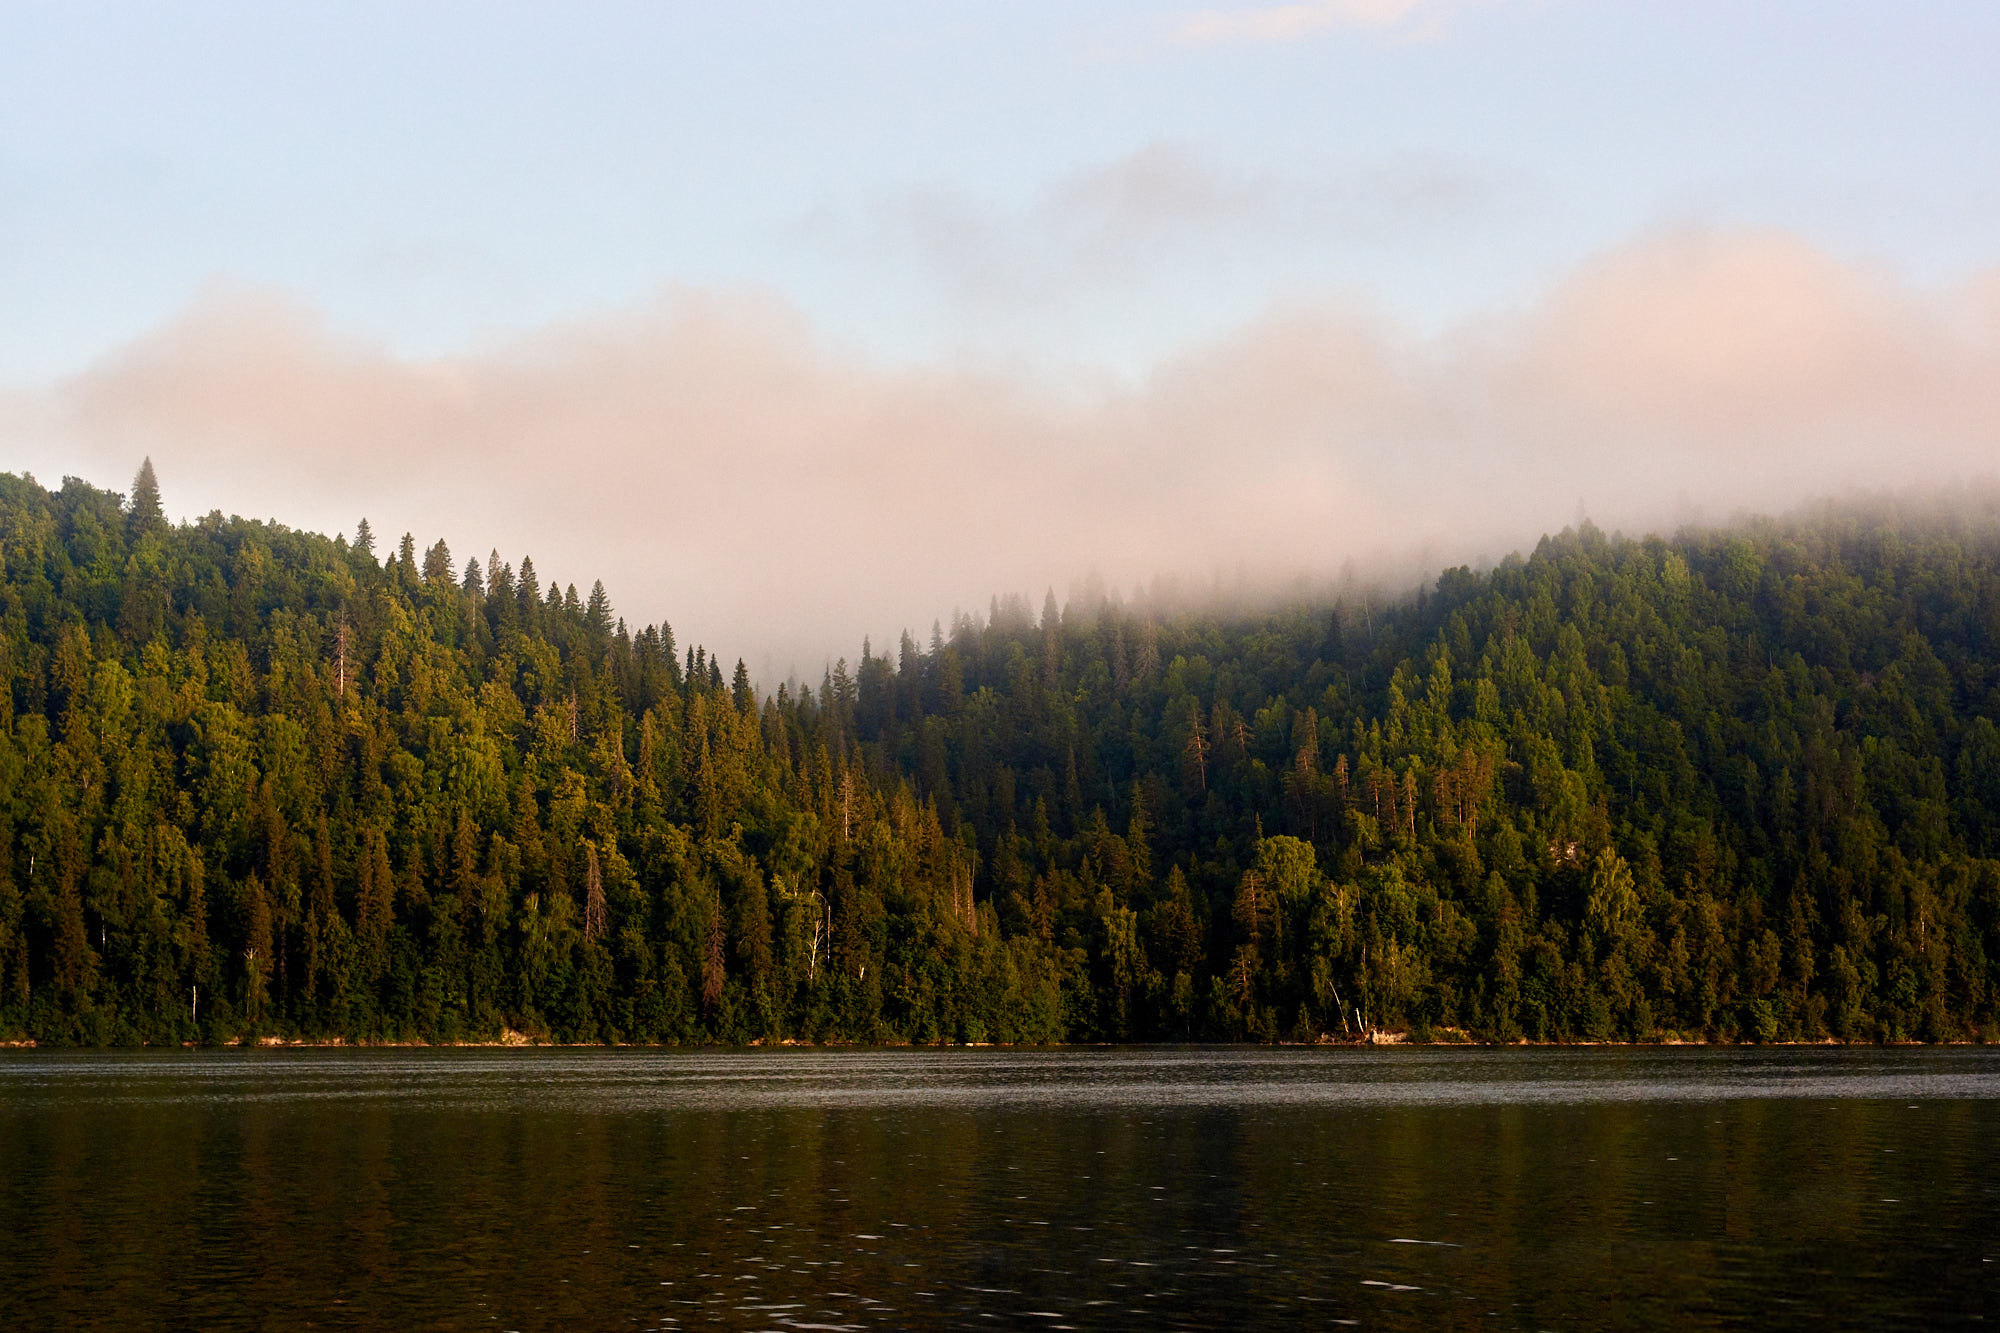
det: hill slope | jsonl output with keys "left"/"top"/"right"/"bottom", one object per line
{"left": 2, "top": 467, "right": 1997, "bottom": 1044}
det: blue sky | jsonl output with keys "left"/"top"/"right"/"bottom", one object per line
{"left": 5, "top": 2, "right": 2000, "bottom": 670}
{"left": 6, "top": 1, "right": 1995, "bottom": 381}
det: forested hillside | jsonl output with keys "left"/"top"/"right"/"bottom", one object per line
{"left": 2, "top": 464, "right": 1997, "bottom": 1045}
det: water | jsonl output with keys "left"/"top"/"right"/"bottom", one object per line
{"left": 1, "top": 1047, "right": 1994, "bottom": 1329}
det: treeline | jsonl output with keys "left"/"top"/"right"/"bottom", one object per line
{"left": 1, "top": 464, "right": 1997, "bottom": 1045}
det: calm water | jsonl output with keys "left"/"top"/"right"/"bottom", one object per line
{"left": 1, "top": 1047, "right": 1995, "bottom": 1330}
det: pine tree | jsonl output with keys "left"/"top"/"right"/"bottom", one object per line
{"left": 583, "top": 843, "right": 606, "bottom": 942}
{"left": 701, "top": 893, "right": 726, "bottom": 1013}
{"left": 423, "top": 539, "right": 454, "bottom": 586}
{"left": 305, "top": 813, "right": 336, "bottom": 1006}
{"left": 126, "top": 457, "right": 165, "bottom": 538}
{"left": 1041, "top": 589, "right": 1061, "bottom": 689}
{"left": 1125, "top": 781, "right": 1152, "bottom": 889}
{"left": 356, "top": 829, "right": 393, "bottom": 977}
{"left": 51, "top": 830, "right": 93, "bottom": 999}
{"left": 585, "top": 580, "right": 612, "bottom": 637}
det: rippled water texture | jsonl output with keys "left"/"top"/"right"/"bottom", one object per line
{"left": 2, "top": 1047, "right": 1995, "bottom": 1329}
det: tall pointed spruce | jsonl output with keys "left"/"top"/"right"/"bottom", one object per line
{"left": 127, "top": 457, "right": 165, "bottom": 538}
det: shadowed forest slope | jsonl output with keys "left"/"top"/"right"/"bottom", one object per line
{"left": 2, "top": 466, "right": 1997, "bottom": 1045}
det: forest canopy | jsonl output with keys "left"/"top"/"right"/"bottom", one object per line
{"left": 1, "top": 464, "right": 1997, "bottom": 1046}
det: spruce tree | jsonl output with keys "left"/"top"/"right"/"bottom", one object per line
{"left": 126, "top": 457, "right": 164, "bottom": 538}
{"left": 517, "top": 556, "right": 540, "bottom": 621}
{"left": 423, "top": 539, "right": 454, "bottom": 586}
{"left": 585, "top": 580, "right": 612, "bottom": 637}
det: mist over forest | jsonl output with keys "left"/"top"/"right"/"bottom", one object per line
{"left": 12, "top": 230, "right": 1999, "bottom": 678}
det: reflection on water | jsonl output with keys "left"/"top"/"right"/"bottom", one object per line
{"left": 1, "top": 1048, "right": 1994, "bottom": 1330}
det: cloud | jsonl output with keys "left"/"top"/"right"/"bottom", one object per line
{"left": 881, "top": 144, "right": 1271, "bottom": 307}
{"left": 1171, "top": 0, "right": 1463, "bottom": 46}
{"left": 8, "top": 229, "right": 2000, "bottom": 679}
{"left": 848, "top": 144, "right": 1489, "bottom": 323}
{"left": 1048, "top": 142, "right": 1271, "bottom": 231}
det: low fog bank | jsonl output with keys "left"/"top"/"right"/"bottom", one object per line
{"left": 993, "top": 477, "right": 2000, "bottom": 657}
{"left": 7, "top": 227, "right": 1998, "bottom": 680}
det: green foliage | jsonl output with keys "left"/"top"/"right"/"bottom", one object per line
{"left": 2, "top": 471, "right": 1998, "bottom": 1045}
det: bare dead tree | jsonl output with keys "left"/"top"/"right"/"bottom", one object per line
{"left": 1183, "top": 702, "right": 1209, "bottom": 794}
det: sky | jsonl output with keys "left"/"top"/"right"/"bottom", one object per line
{"left": 4, "top": 1, "right": 1999, "bottom": 676}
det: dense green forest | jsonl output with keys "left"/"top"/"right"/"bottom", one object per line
{"left": 2, "top": 463, "right": 1997, "bottom": 1046}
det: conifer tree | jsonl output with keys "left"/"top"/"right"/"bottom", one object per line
{"left": 423, "top": 539, "right": 454, "bottom": 586}
{"left": 126, "top": 457, "right": 164, "bottom": 538}
{"left": 585, "top": 580, "right": 612, "bottom": 637}
{"left": 583, "top": 843, "right": 606, "bottom": 942}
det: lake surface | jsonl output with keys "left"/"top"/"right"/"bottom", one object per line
{"left": 1, "top": 1047, "right": 1995, "bottom": 1330}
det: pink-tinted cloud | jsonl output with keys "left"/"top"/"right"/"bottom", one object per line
{"left": 1171, "top": 0, "right": 1461, "bottom": 46}
{"left": 8, "top": 229, "right": 1998, "bottom": 677}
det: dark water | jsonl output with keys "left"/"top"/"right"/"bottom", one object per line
{"left": 1, "top": 1048, "right": 1995, "bottom": 1330}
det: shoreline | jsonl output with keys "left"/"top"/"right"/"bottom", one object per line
{"left": 1, "top": 1033, "right": 1986, "bottom": 1051}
